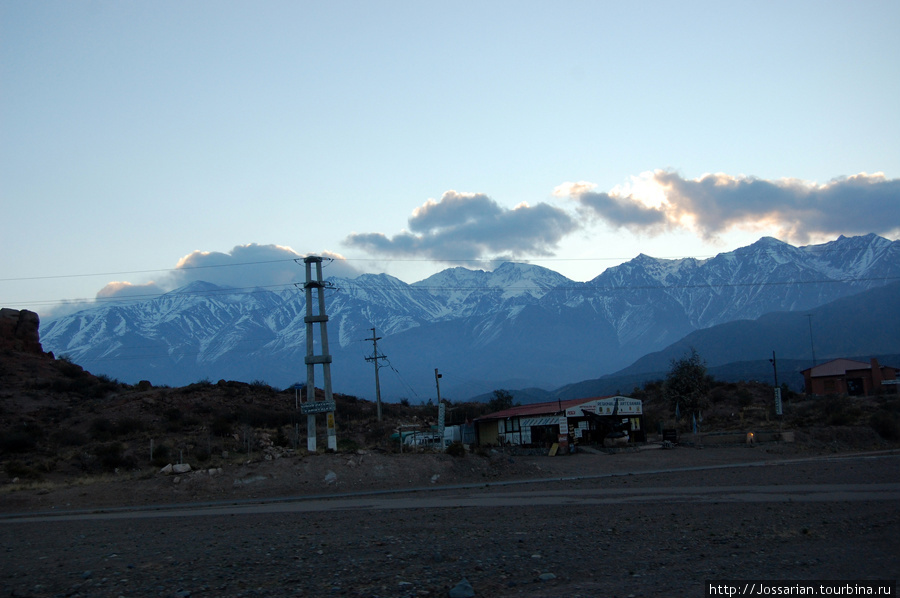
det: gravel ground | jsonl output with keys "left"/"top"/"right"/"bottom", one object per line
{"left": 1, "top": 446, "right": 898, "bottom": 598}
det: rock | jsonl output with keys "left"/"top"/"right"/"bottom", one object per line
{"left": 449, "top": 578, "right": 475, "bottom": 598}
{"left": 324, "top": 471, "right": 338, "bottom": 485}
{"left": 159, "top": 464, "right": 174, "bottom": 475}
{"left": 430, "top": 474, "right": 440, "bottom": 484}
{"left": 538, "top": 572, "right": 557, "bottom": 581}
{"left": 0, "top": 308, "right": 43, "bottom": 354}
{"left": 172, "top": 463, "right": 191, "bottom": 474}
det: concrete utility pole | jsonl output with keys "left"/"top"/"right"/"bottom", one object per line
{"left": 365, "top": 327, "right": 386, "bottom": 421}
{"left": 435, "top": 368, "right": 445, "bottom": 451}
{"left": 301, "top": 256, "right": 337, "bottom": 452}
{"left": 770, "top": 350, "right": 783, "bottom": 417}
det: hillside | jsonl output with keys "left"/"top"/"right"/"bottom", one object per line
{"left": 4, "top": 308, "right": 900, "bottom": 498}
{"left": 37, "top": 234, "right": 900, "bottom": 401}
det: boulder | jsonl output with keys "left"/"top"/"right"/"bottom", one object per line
{"left": 0, "top": 308, "right": 43, "bottom": 354}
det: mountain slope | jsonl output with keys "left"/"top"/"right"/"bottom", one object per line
{"left": 38, "top": 234, "right": 900, "bottom": 400}
{"left": 553, "top": 280, "right": 900, "bottom": 399}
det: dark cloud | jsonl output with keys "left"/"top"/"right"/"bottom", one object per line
{"left": 562, "top": 171, "right": 900, "bottom": 243}
{"left": 345, "top": 190, "right": 579, "bottom": 262}
{"left": 571, "top": 190, "right": 668, "bottom": 231}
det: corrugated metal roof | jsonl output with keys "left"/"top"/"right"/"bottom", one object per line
{"left": 477, "top": 396, "right": 616, "bottom": 421}
{"left": 806, "top": 358, "right": 871, "bottom": 377}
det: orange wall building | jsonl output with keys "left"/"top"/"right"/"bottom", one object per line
{"left": 802, "top": 358, "right": 898, "bottom": 396}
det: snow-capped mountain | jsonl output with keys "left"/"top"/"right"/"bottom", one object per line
{"left": 38, "top": 234, "right": 900, "bottom": 400}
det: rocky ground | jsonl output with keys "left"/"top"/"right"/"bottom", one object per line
{"left": 2, "top": 444, "right": 899, "bottom": 598}
{"left": 2, "top": 308, "right": 899, "bottom": 597}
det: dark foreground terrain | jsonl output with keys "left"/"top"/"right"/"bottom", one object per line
{"left": 2, "top": 446, "right": 898, "bottom": 598}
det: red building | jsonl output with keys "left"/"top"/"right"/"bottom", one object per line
{"left": 801, "top": 358, "right": 898, "bottom": 396}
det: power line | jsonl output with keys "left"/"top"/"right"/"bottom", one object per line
{"left": 0, "top": 258, "right": 302, "bottom": 282}
{"left": 7, "top": 274, "right": 899, "bottom": 310}
{"left": 1, "top": 241, "right": 872, "bottom": 284}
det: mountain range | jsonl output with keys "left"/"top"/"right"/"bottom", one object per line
{"left": 39, "top": 234, "right": 900, "bottom": 402}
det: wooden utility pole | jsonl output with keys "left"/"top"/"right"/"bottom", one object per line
{"left": 365, "top": 327, "right": 386, "bottom": 421}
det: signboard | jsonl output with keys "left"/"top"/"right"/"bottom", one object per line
{"left": 774, "top": 387, "right": 783, "bottom": 416}
{"left": 301, "top": 400, "right": 336, "bottom": 415}
{"left": 559, "top": 416, "right": 568, "bottom": 435}
{"left": 569, "top": 396, "right": 643, "bottom": 417}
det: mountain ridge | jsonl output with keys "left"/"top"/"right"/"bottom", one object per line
{"left": 38, "top": 234, "right": 900, "bottom": 401}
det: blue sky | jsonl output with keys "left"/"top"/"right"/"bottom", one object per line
{"left": 2, "top": 0, "right": 899, "bottom": 317}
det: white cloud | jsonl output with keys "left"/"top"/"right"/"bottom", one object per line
{"left": 93, "top": 244, "right": 363, "bottom": 301}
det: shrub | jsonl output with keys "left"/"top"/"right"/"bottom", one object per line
{"left": 870, "top": 410, "right": 900, "bottom": 441}
{"left": 4, "top": 460, "right": 40, "bottom": 480}
{"left": 446, "top": 441, "right": 466, "bottom": 457}
{"left": 150, "top": 443, "right": 171, "bottom": 467}
{"left": 822, "top": 395, "right": 862, "bottom": 426}
{"left": 250, "top": 379, "right": 276, "bottom": 393}
{"left": 89, "top": 418, "right": 116, "bottom": 441}
{"left": 0, "top": 428, "right": 39, "bottom": 453}
{"left": 51, "top": 428, "right": 88, "bottom": 447}
{"left": 56, "top": 355, "right": 86, "bottom": 378}
{"left": 193, "top": 446, "right": 211, "bottom": 463}
{"left": 115, "top": 418, "right": 146, "bottom": 436}
{"left": 337, "top": 437, "right": 360, "bottom": 452}
{"left": 736, "top": 388, "right": 754, "bottom": 408}
{"left": 210, "top": 415, "right": 232, "bottom": 437}
{"left": 92, "top": 442, "right": 135, "bottom": 471}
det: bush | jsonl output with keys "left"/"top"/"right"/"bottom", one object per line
{"left": 193, "top": 446, "right": 211, "bottom": 463}
{"left": 870, "top": 410, "right": 900, "bottom": 441}
{"left": 210, "top": 415, "right": 232, "bottom": 437}
{"left": 115, "top": 418, "right": 146, "bottom": 436}
{"left": 92, "top": 442, "right": 135, "bottom": 471}
{"left": 0, "top": 428, "right": 38, "bottom": 453}
{"left": 89, "top": 418, "right": 116, "bottom": 441}
{"left": 51, "top": 428, "right": 88, "bottom": 447}
{"left": 337, "top": 437, "right": 360, "bottom": 452}
{"left": 4, "top": 460, "right": 40, "bottom": 480}
{"left": 822, "top": 396, "right": 862, "bottom": 426}
{"left": 446, "top": 442, "right": 466, "bottom": 457}
{"left": 150, "top": 443, "right": 171, "bottom": 467}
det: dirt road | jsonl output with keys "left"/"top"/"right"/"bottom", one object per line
{"left": 2, "top": 448, "right": 898, "bottom": 598}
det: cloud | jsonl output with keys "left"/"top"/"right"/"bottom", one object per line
{"left": 96, "top": 281, "right": 167, "bottom": 300}
{"left": 559, "top": 171, "right": 900, "bottom": 244}
{"left": 94, "top": 244, "right": 363, "bottom": 301}
{"left": 345, "top": 190, "right": 579, "bottom": 263}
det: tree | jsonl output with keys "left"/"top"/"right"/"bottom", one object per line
{"left": 488, "top": 389, "right": 515, "bottom": 413}
{"left": 664, "top": 347, "right": 712, "bottom": 420}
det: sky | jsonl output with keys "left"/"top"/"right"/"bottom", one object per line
{"left": 2, "top": 0, "right": 899, "bottom": 318}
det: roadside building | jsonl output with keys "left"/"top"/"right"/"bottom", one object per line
{"left": 474, "top": 395, "right": 644, "bottom": 449}
{"left": 801, "top": 358, "right": 898, "bottom": 396}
